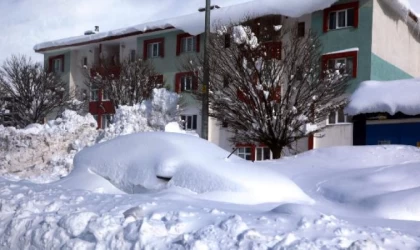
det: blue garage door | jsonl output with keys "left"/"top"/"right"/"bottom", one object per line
{"left": 366, "top": 122, "right": 420, "bottom": 146}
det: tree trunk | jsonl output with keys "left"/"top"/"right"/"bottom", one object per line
{"left": 270, "top": 146, "right": 283, "bottom": 159}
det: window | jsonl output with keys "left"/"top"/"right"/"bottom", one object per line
{"left": 82, "top": 57, "right": 88, "bottom": 67}
{"left": 130, "top": 50, "right": 136, "bottom": 62}
{"left": 48, "top": 55, "right": 65, "bottom": 73}
{"left": 176, "top": 34, "right": 200, "bottom": 55}
{"left": 297, "top": 22, "right": 305, "bottom": 37}
{"left": 175, "top": 72, "right": 197, "bottom": 93}
{"left": 102, "top": 89, "right": 110, "bottom": 101}
{"left": 181, "top": 115, "right": 197, "bottom": 130}
{"left": 181, "top": 75, "right": 193, "bottom": 91}
{"left": 328, "top": 57, "right": 354, "bottom": 75}
{"left": 148, "top": 43, "right": 160, "bottom": 58}
{"left": 255, "top": 147, "right": 273, "bottom": 161}
{"left": 328, "top": 109, "right": 348, "bottom": 125}
{"left": 143, "top": 38, "right": 164, "bottom": 59}
{"left": 322, "top": 51, "right": 358, "bottom": 77}
{"left": 237, "top": 147, "right": 252, "bottom": 161}
{"left": 90, "top": 88, "right": 99, "bottom": 101}
{"left": 329, "top": 8, "right": 355, "bottom": 30}
{"left": 181, "top": 37, "right": 195, "bottom": 53}
{"left": 323, "top": 2, "right": 359, "bottom": 32}
{"left": 101, "top": 114, "right": 114, "bottom": 129}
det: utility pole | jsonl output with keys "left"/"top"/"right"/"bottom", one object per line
{"left": 200, "top": 0, "right": 211, "bottom": 140}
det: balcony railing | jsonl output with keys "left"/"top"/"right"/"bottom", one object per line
{"left": 90, "top": 65, "right": 121, "bottom": 78}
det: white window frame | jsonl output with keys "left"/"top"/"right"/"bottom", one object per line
{"left": 329, "top": 57, "right": 353, "bottom": 76}
{"left": 90, "top": 88, "right": 99, "bottom": 101}
{"left": 181, "top": 36, "right": 195, "bottom": 53}
{"left": 181, "top": 114, "right": 197, "bottom": 130}
{"left": 53, "top": 58, "right": 63, "bottom": 73}
{"left": 237, "top": 147, "right": 252, "bottom": 161}
{"left": 148, "top": 42, "right": 160, "bottom": 58}
{"left": 102, "top": 89, "right": 110, "bottom": 101}
{"left": 327, "top": 109, "right": 348, "bottom": 125}
{"left": 181, "top": 75, "right": 194, "bottom": 92}
{"left": 255, "top": 147, "right": 273, "bottom": 161}
{"left": 329, "top": 8, "right": 353, "bottom": 30}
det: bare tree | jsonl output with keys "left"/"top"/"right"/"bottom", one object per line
{"left": 0, "top": 55, "right": 77, "bottom": 128}
{"left": 84, "top": 58, "right": 164, "bottom": 108}
{"left": 183, "top": 18, "right": 351, "bottom": 158}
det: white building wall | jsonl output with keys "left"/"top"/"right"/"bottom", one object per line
{"left": 372, "top": 0, "right": 420, "bottom": 77}
{"left": 314, "top": 124, "right": 353, "bottom": 148}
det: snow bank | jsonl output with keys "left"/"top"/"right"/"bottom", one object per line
{"left": 34, "top": 0, "right": 338, "bottom": 51}
{"left": 57, "top": 132, "right": 313, "bottom": 205}
{"left": 0, "top": 110, "right": 98, "bottom": 182}
{"left": 345, "top": 78, "right": 420, "bottom": 116}
{"left": 100, "top": 88, "right": 179, "bottom": 142}
{"left": 2, "top": 88, "right": 179, "bottom": 182}
{"left": 265, "top": 145, "right": 420, "bottom": 221}
{"left": 281, "top": 145, "right": 420, "bottom": 169}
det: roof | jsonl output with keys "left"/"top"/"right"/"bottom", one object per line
{"left": 33, "top": 0, "right": 420, "bottom": 53}
{"left": 345, "top": 78, "right": 420, "bottom": 116}
{"left": 34, "top": 0, "right": 339, "bottom": 53}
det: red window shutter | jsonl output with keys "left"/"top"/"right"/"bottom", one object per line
{"left": 176, "top": 34, "right": 182, "bottom": 56}
{"left": 196, "top": 35, "right": 200, "bottom": 52}
{"left": 354, "top": 5, "right": 359, "bottom": 28}
{"left": 158, "top": 75, "right": 164, "bottom": 85}
{"left": 193, "top": 74, "right": 198, "bottom": 91}
{"left": 175, "top": 73, "right": 181, "bottom": 93}
{"left": 323, "top": 9, "right": 329, "bottom": 33}
{"left": 143, "top": 41, "right": 148, "bottom": 60}
{"left": 160, "top": 40, "right": 165, "bottom": 58}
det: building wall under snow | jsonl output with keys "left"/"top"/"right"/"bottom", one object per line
{"left": 371, "top": 0, "right": 419, "bottom": 79}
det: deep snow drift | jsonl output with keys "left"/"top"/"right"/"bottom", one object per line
{"left": 57, "top": 132, "right": 312, "bottom": 205}
{"left": 2, "top": 144, "right": 420, "bottom": 249}
{"left": 0, "top": 88, "right": 179, "bottom": 183}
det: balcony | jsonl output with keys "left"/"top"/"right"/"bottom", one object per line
{"left": 90, "top": 65, "right": 121, "bottom": 78}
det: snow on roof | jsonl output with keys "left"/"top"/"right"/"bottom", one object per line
{"left": 324, "top": 47, "right": 359, "bottom": 55}
{"left": 33, "top": 0, "right": 339, "bottom": 52}
{"left": 345, "top": 78, "right": 420, "bottom": 116}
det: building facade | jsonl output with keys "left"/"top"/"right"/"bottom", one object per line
{"left": 34, "top": 0, "right": 420, "bottom": 159}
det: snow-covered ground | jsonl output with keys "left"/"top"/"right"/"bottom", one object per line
{"left": 2, "top": 132, "right": 420, "bottom": 249}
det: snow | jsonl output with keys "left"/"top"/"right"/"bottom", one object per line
{"left": 3, "top": 145, "right": 420, "bottom": 249}
{"left": 34, "top": 0, "right": 340, "bottom": 51}
{"left": 323, "top": 47, "right": 359, "bottom": 55}
{"left": 57, "top": 132, "right": 313, "bottom": 205}
{"left": 1, "top": 88, "right": 179, "bottom": 182}
{"left": 345, "top": 78, "right": 420, "bottom": 115}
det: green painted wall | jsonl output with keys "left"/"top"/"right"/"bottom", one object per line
{"left": 137, "top": 30, "right": 203, "bottom": 105}
{"left": 370, "top": 53, "right": 412, "bottom": 81}
{"left": 312, "top": 0, "right": 373, "bottom": 92}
